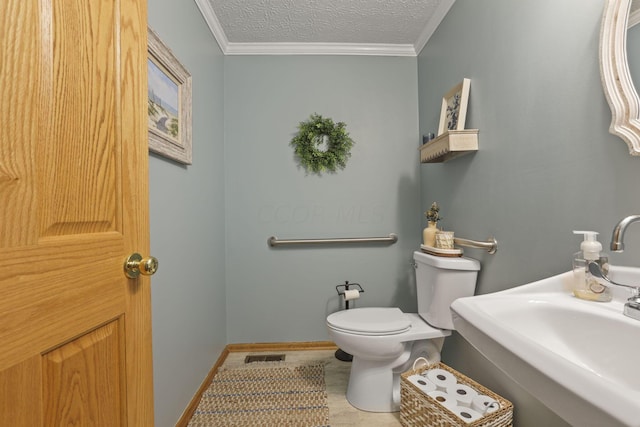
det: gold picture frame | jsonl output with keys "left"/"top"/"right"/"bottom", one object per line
{"left": 437, "top": 78, "right": 471, "bottom": 135}
{"left": 147, "top": 27, "right": 192, "bottom": 165}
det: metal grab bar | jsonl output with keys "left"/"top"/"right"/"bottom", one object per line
{"left": 268, "top": 233, "right": 398, "bottom": 247}
{"left": 453, "top": 236, "right": 498, "bottom": 254}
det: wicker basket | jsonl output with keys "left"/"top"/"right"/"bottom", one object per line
{"left": 400, "top": 363, "right": 513, "bottom": 427}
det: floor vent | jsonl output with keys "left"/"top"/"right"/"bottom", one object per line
{"left": 244, "top": 354, "right": 286, "bottom": 363}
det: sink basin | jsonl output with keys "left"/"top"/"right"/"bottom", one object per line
{"left": 450, "top": 266, "right": 640, "bottom": 427}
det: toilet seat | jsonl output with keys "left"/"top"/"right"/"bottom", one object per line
{"left": 326, "top": 307, "right": 411, "bottom": 336}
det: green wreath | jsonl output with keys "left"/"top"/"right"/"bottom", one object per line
{"left": 290, "top": 113, "right": 355, "bottom": 173}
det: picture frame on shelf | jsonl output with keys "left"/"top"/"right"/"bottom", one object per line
{"left": 437, "top": 78, "right": 470, "bottom": 135}
{"left": 147, "top": 27, "right": 192, "bottom": 165}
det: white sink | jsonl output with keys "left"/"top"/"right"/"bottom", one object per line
{"left": 450, "top": 266, "right": 640, "bottom": 427}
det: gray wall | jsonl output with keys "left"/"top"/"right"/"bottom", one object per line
{"left": 148, "top": 2, "right": 226, "bottom": 426}
{"left": 224, "top": 56, "right": 421, "bottom": 342}
{"left": 418, "top": 1, "right": 640, "bottom": 425}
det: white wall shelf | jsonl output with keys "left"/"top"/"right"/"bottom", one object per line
{"left": 419, "top": 129, "right": 478, "bottom": 163}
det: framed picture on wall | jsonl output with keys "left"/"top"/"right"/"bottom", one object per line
{"left": 147, "top": 27, "right": 193, "bottom": 165}
{"left": 437, "top": 78, "right": 470, "bottom": 135}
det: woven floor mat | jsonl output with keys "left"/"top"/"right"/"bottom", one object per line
{"left": 188, "top": 362, "right": 330, "bottom": 426}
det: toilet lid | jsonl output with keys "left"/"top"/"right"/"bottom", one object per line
{"left": 327, "top": 307, "right": 411, "bottom": 335}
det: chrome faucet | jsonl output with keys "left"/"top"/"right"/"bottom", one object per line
{"left": 589, "top": 260, "right": 640, "bottom": 321}
{"left": 582, "top": 216, "right": 640, "bottom": 320}
{"left": 603, "top": 215, "right": 640, "bottom": 320}
{"left": 610, "top": 214, "right": 640, "bottom": 251}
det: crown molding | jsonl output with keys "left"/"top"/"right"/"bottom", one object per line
{"left": 194, "top": 0, "right": 229, "bottom": 53}
{"left": 414, "top": 0, "right": 455, "bottom": 55}
{"left": 223, "top": 42, "right": 417, "bottom": 56}
{"left": 194, "top": 0, "right": 454, "bottom": 57}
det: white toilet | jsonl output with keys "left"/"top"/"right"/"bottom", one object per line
{"left": 326, "top": 251, "right": 480, "bottom": 412}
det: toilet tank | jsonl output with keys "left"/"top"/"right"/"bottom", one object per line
{"left": 413, "top": 251, "right": 480, "bottom": 330}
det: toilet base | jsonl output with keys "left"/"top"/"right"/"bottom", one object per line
{"left": 347, "top": 356, "right": 400, "bottom": 412}
{"left": 345, "top": 339, "right": 441, "bottom": 412}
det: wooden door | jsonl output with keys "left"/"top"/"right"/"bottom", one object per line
{"left": 0, "top": 0, "right": 153, "bottom": 425}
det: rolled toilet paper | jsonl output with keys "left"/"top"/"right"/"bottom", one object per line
{"left": 452, "top": 406, "right": 483, "bottom": 423}
{"left": 446, "top": 383, "right": 479, "bottom": 407}
{"left": 427, "top": 390, "right": 458, "bottom": 411}
{"left": 407, "top": 375, "right": 437, "bottom": 395}
{"left": 425, "top": 368, "right": 457, "bottom": 391}
{"left": 472, "top": 394, "right": 500, "bottom": 414}
{"left": 343, "top": 289, "right": 360, "bottom": 301}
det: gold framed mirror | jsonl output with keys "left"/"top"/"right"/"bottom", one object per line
{"left": 600, "top": 0, "right": 640, "bottom": 155}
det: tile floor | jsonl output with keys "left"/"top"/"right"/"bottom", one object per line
{"left": 221, "top": 349, "right": 402, "bottom": 426}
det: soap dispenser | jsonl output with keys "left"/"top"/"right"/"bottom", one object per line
{"left": 572, "top": 231, "right": 612, "bottom": 302}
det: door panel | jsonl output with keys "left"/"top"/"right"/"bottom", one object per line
{"left": 43, "top": 0, "right": 118, "bottom": 238}
{"left": 0, "top": 0, "right": 152, "bottom": 425}
{"left": 42, "top": 320, "right": 125, "bottom": 426}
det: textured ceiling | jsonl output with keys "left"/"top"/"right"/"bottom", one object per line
{"left": 197, "top": 0, "right": 455, "bottom": 55}
{"left": 209, "top": 0, "right": 444, "bottom": 44}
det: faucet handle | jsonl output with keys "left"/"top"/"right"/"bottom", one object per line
{"left": 588, "top": 262, "right": 640, "bottom": 321}
{"left": 588, "top": 262, "right": 639, "bottom": 290}
{"left": 624, "top": 290, "right": 640, "bottom": 320}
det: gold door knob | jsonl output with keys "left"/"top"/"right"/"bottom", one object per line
{"left": 124, "top": 253, "right": 159, "bottom": 279}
